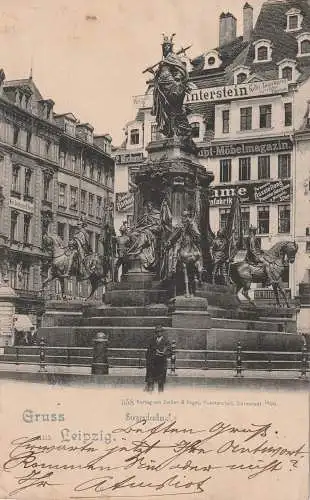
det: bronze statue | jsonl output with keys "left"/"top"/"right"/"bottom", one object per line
{"left": 114, "top": 221, "right": 130, "bottom": 282}
{"left": 149, "top": 34, "right": 197, "bottom": 152}
{"left": 230, "top": 235, "right": 298, "bottom": 308}
{"left": 163, "top": 207, "right": 202, "bottom": 297}
{"left": 210, "top": 229, "right": 229, "bottom": 285}
{"left": 64, "top": 215, "right": 92, "bottom": 278}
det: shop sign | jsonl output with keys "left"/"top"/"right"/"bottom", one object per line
{"left": 114, "top": 152, "right": 144, "bottom": 164}
{"left": 9, "top": 197, "right": 34, "bottom": 213}
{"left": 210, "top": 180, "right": 291, "bottom": 207}
{"left": 115, "top": 192, "right": 134, "bottom": 212}
{"left": 186, "top": 79, "right": 288, "bottom": 104}
{"left": 199, "top": 138, "right": 293, "bottom": 159}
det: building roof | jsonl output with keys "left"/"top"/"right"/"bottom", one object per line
{"left": 3, "top": 77, "right": 43, "bottom": 100}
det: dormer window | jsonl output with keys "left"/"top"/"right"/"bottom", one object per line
{"left": 233, "top": 66, "right": 250, "bottom": 85}
{"left": 253, "top": 40, "right": 272, "bottom": 63}
{"left": 297, "top": 33, "right": 310, "bottom": 56}
{"left": 203, "top": 50, "right": 222, "bottom": 70}
{"left": 130, "top": 129, "right": 140, "bottom": 145}
{"left": 277, "top": 59, "right": 297, "bottom": 83}
{"left": 286, "top": 8, "right": 303, "bottom": 32}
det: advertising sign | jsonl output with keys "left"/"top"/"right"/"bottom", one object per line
{"left": 210, "top": 180, "right": 291, "bottom": 207}
{"left": 115, "top": 191, "right": 134, "bottom": 212}
{"left": 9, "top": 197, "right": 34, "bottom": 213}
{"left": 199, "top": 138, "right": 293, "bottom": 159}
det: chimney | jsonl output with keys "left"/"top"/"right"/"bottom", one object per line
{"left": 219, "top": 12, "right": 237, "bottom": 47}
{"left": 243, "top": 2, "right": 253, "bottom": 42}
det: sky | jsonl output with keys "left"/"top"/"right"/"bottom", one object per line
{"left": 0, "top": 0, "right": 265, "bottom": 145}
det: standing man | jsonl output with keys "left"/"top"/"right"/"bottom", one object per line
{"left": 145, "top": 325, "right": 172, "bottom": 392}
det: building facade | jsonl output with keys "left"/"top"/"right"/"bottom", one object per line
{"left": 0, "top": 75, "right": 114, "bottom": 325}
{"left": 114, "top": 0, "right": 310, "bottom": 300}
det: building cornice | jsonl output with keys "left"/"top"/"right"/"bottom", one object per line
{"left": 0, "top": 140, "right": 59, "bottom": 170}
{"left": 60, "top": 132, "right": 114, "bottom": 163}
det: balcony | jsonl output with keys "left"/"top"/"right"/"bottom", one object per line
{"left": 10, "top": 190, "right": 21, "bottom": 199}
{"left": 24, "top": 194, "right": 34, "bottom": 203}
{"left": 42, "top": 199, "right": 52, "bottom": 209}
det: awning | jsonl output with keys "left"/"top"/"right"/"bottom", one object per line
{"left": 13, "top": 314, "right": 34, "bottom": 332}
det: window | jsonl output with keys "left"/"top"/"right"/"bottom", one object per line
{"left": 220, "top": 159, "right": 232, "bottom": 183}
{"left": 257, "top": 206, "right": 270, "bottom": 234}
{"left": 239, "top": 157, "right": 251, "bottom": 181}
{"left": 282, "top": 66, "right": 293, "bottom": 81}
{"left": 90, "top": 163, "right": 95, "bottom": 180}
{"left": 23, "top": 214, "right": 31, "bottom": 244}
{"left": 72, "top": 155, "right": 76, "bottom": 172}
{"left": 13, "top": 125, "right": 19, "bottom": 146}
{"left": 95, "top": 233, "right": 100, "bottom": 253}
{"left": 257, "top": 46, "right": 268, "bottom": 61}
{"left": 10, "top": 211, "right": 18, "bottom": 241}
{"left": 88, "top": 193, "right": 94, "bottom": 215}
{"left": 236, "top": 72, "right": 247, "bottom": 84}
{"left": 59, "top": 151, "right": 65, "bottom": 169}
{"left": 45, "top": 140, "right": 51, "bottom": 157}
{"left": 222, "top": 110, "right": 230, "bottom": 134}
{"left": 219, "top": 209, "right": 230, "bottom": 231}
{"left": 26, "top": 131, "right": 32, "bottom": 152}
{"left": 43, "top": 174, "right": 51, "bottom": 201}
{"left": 241, "top": 208, "right": 250, "bottom": 235}
{"left": 96, "top": 196, "right": 102, "bottom": 218}
{"left": 69, "top": 186, "right": 78, "bottom": 209}
{"left": 278, "top": 154, "right": 291, "bottom": 178}
{"left": 24, "top": 168, "right": 32, "bottom": 197}
{"left": 81, "top": 158, "right": 87, "bottom": 176}
{"left": 190, "top": 122, "right": 200, "bottom": 138}
{"left": 151, "top": 123, "right": 160, "bottom": 141}
{"left": 306, "top": 241, "right": 310, "bottom": 253}
{"left": 301, "top": 39, "right": 310, "bottom": 54}
{"left": 278, "top": 205, "right": 290, "bottom": 233}
{"left": 58, "top": 183, "right": 66, "bottom": 207}
{"left": 69, "top": 225, "right": 75, "bottom": 241}
{"left": 81, "top": 190, "right": 86, "bottom": 213}
{"left": 258, "top": 156, "right": 270, "bottom": 179}
{"left": 130, "top": 129, "right": 139, "bottom": 145}
{"left": 284, "top": 102, "right": 292, "bottom": 126}
{"left": 259, "top": 105, "right": 272, "bottom": 128}
{"left": 57, "top": 222, "right": 65, "bottom": 240}
{"left": 288, "top": 15, "right": 298, "bottom": 30}
{"left": 97, "top": 168, "right": 102, "bottom": 184}
{"left": 240, "top": 107, "right": 252, "bottom": 131}
{"left": 11, "top": 165, "right": 20, "bottom": 192}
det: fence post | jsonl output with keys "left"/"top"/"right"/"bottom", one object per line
{"left": 170, "top": 340, "right": 177, "bottom": 376}
{"left": 300, "top": 343, "right": 308, "bottom": 379}
{"left": 91, "top": 332, "right": 109, "bottom": 375}
{"left": 235, "top": 342, "right": 243, "bottom": 378}
{"left": 38, "top": 338, "right": 47, "bottom": 372}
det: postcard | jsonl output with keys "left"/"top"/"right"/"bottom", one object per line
{"left": 1, "top": 0, "right": 310, "bottom": 499}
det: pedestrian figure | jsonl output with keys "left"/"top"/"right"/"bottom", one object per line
{"left": 145, "top": 325, "right": 172, "bottom": 393}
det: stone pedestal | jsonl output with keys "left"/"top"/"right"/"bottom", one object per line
{"left": 0, "top": 281, "right": 16, "bottom": 347}
{"left": 170, "top": 296, "right": 211, "bottom": 329}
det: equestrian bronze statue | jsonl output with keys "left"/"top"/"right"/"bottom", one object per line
{"left": 41, "top": 215, "right": 111, "bottom": 300}
{"left": 230, "top": 226, "right": 298, "bottom": 308}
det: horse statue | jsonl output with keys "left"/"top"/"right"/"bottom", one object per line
{"left": 41, "top": 233, "right": 109, "bottom": 300}
{"left": 163, "top": 209, "right": 202, "bottom": 298}
{"left": 230, "top": 240, "right": 298, "bottom": 308}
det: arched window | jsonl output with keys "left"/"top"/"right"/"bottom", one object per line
{"left": 282, "top": 66, "right": 293, "bottom": 81}
{"left": 257, "top": 46, "right": 268, "bottom": 61}
{"left": 236, "top": 72, "right": 247, "bottom": 84}
{"left": 301, "top": 39, "right": 310, "bottom": 54}
{"left": 190, "top": 122, "right": 200, "bottom": 138}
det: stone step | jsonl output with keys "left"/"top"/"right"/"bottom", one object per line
{"left": 105, "top": 289, "right": 169, "bottom": 306}
{"left": 212, "top": 317, "right": 297, "bottom": 333}
{"left": 82, "top": 316, "right": 170, "bottom": 327}
{"left": 107, "top": 280, "right": 163, "bottom": 291}
{"left": 209, "top": 328, "right": 304, "bottom": 352}
{"left": 84, "top": 305, "right": 169, "bottom": 317}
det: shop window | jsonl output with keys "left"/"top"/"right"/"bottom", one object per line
{"left": 239, "top": 157, "right": 251, "bottom": 181}
{"left": 219, "top": 209, "right": 230, "bottom": 232}
{"left": 23, "top": 214, "right": 32, "bottom": 243}
{"left": 240, "top": 107, "right": 252, "bottom": 131}
{"left": 58, "top": 183, "right": 66, "bottom": 208}
{"left": 258, "top": 156, "right": 270, "bottom": 179}
{"left": 190, "top": 122, "right": 200, "bottom": 138}
{"left": 220, "top": 159, "right": 232, "bottom": 183}
{"left": 278, "top": 154, "right": 291, "bottom": 178}
{"left": 130, "top": 129, "right": 140, "bottom": 145}
{"left": 284, "top": 102, "right": 292, "bottom": 126}
{"left": 222, "top": 110, "right": 230, "bottom": 134}
{"left": 278, "top": 205, "right": 290, "bottom": 233}
{"left": 241, "top": 208, "right": 250, "bottom": 235}
{"left": 257, "top": 206, "right": 270, "bottom": 234}
{"left": 259, "top": 104, "right": 272, "bottom": 128}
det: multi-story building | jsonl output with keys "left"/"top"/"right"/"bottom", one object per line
{"left": 0, "top": 74, "right": 114, "bottom": 325}
{"left": 114, "top": 0, "right": 310, "bottom": 301}
{"left": 54, "top": 113, "right": 114, "bottom": 298}
{"left": 0, "top": 75, "right": 59, "bottom": 325}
